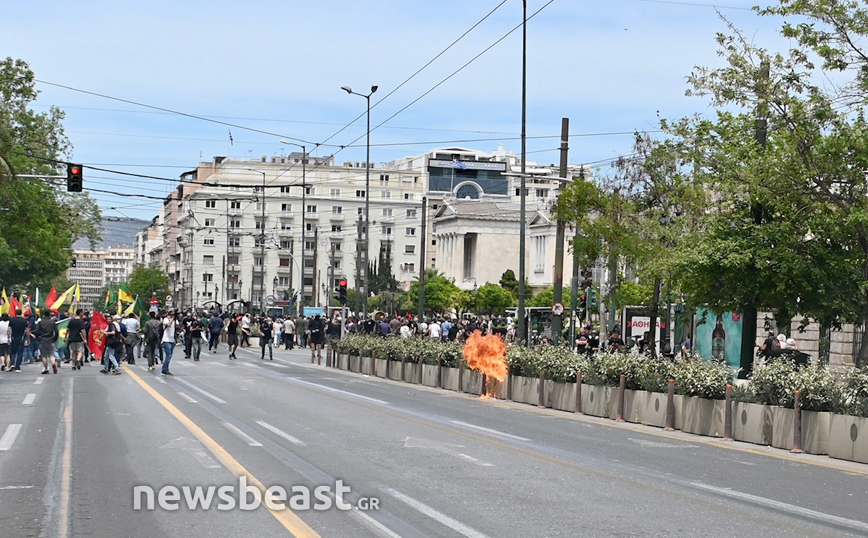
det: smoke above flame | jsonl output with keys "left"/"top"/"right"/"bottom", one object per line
{"left": 463, "top": 330, "right": 508, "bottom": 382}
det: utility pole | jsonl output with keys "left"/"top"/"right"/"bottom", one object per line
{"left": 517, "top": 0, "right": 528, "bottom": 346}
{"left": 417, "top": 196, "right": 427, "bottom": 319}
{"left": 312, "top": 226, "right": 319, "bottom": 308}
{"left": 355, "top": 214, "right": 363, "bottom": 318}
{"left": 551, "top": 118, "right": 569, "bottom": 345}
{"left": 328, "top": 242, "right": 335, "bottom": 312}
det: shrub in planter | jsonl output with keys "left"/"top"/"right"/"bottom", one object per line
{"left": 793, "top": 365, "right": 838, "bottom": 412}
{"left": 749, "top": 357, "right": 797, "bottom": 407}
{"left": 591, "top": 352, "right": 645, "bottom": 388}
{"left": 834, "top": 366, "right": 868, "bottom": 417}
{"left": 506, "top": 345, "right": 541, "bottom": 378}
{"left": 538, "top": 346, "right": 582, "bottom": 383}
{"left": 671, "top": 355, "right": 731, "bottom": 400}
{"left": 750, "top": 358, "right": 838, "bottom": 411}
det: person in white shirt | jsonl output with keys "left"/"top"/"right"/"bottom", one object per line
{"left": 123, "top": 314, "right": 140, "bottom": 364}
{"left": 428, "top": 320, "right": 442, "bottom": 340}
{"left": 161, "top": 311, "right": 177, "bottom": 375}
{"left": 0, "top": 313, "right": 11, "bottom": 371}
{"left": 283, "top": 317, "right": 295, "bottom": 349}
{"left": 241, "top": 313, "right": 251, "bottom": 347}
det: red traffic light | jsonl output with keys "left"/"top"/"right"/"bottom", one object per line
{"left": 71, "top": 166, "right": 80, "bottom": 175}
{"left": 339, "top": 279, "right": 347, "bottom": 287}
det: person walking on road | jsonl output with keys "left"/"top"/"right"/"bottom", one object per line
{"left": 240, "top": 313, "right": 251, "bottom": 347}
{"left": 0, "top": 313, "right": 11, "bottom": 371}
{"left": 226, "top": 315, "right": 239, "bottom": 359}
{"left": 189, "top": 316, "right": 203, "bottom": 361}
{"left": 123, "top": 313, "right": 140, "bottom": 365}
{"left": 101, "top": 315, "right": 124, "bottom": 375}
{"left": 259, "top": 315, "right": 273, "bottom": 360}
{"left": 143, "top": 311, "right": 162, "bottom": 371}
{"left": 283, "top": 317, "right": 295, "bottom": 349}
{"left": 8, "top": 309, "right": 28, "bottom": 372}
{"left": 297, "top": 316, "right": 308, "bottom": 348}
{"left": 35, "top": 310, "right": 59, "bottom": 375}
{"left": 161, "top": 311, "right": 177, "bottom": 375}
{"left": 208, "top": 312, "right": 223, "bottom": 352}
{"left": 67, "top": 309, "right": 87, "bottom": 370}
{"left": 308, "top": 314, "right": 325, "bottom": 363}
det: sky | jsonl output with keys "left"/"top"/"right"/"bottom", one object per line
{"left": 4, "top": 0, "right": 786, "bottom": 222}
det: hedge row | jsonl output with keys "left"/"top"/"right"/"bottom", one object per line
{"left": 334, "top": 336, "right": 868, "bottom": 416}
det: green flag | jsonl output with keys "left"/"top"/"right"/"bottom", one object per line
{"left": 55, "top": 318, "right": 71, "bottom": 350}
{"left": 104, "top": 283, "right": 118, "bottom": 312}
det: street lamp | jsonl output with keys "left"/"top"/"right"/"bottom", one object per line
{"left": 279, "top": 140, "right": 308, "bottom": 317}
{"left": 248, "top": 169, "right": 267, "bottom": 313}
{"left": 341, "top": 84, "right": 378, "bottom": 319}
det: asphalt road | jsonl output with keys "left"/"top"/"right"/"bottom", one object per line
{"left": 2, "top": 343, "right": 868, "bottom": 538}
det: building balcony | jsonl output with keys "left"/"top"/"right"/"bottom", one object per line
{"left": 304, "top": 212, "right": 319, "bottom": 220}
{"left": 276, "top": 266, "right": 292, "bottom": 275}
{"left": 329, "top": 213, "right": 345, "bottom": 222}
{"left": 227, "top": 264, "right": 241, "bottom": 273}
{"left": 228, "top": 208, "right": 243, "bottom": 216}
{"left": 227, "top": 245, "right": 241, "bottom": 253}
{"left": 228, "top": 228, "right": 243, "bottom": 236}
{"left": 255, "top": 210, "right": 269, "bottom": 217}
{"left": 279, "top": 211, "right": 295, "bottom": 219}
{"left": 380, "top": 234, "right": 394, "bottom": 242}
{"left": 329, "top": 231, "right": 343, "bottom": 240}
{"left": 303, "top": 248, "right": 315, "bottom": 258}
{"left": 380, "top": 215, "right": 395, "bottom": 224}
{"left": 277, "top": 229, "right": 294, "bottom": 238}
{"left": 253, "top": 266, "right": 265, "bottom": 274}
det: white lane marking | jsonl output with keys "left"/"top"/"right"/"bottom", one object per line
{"left": 268, "top": 363, "right": 289, "bottom": 369}
{"left": 220, "top": 422, "right": 262, "bottom": 447}
{"left": 22, "top": 394, "right": 36, "bottom": 405}
{"left": 211, "top": 362, "right": 228, "bottom": 368}
{"left": 450, "top": 420, "right": 530, "bottom": 442}
{"left": 383, "top": 488, "right": 492, "bottom": 538}
{"left": 34, "top": 377, "right": 44, "bottom": 385}
{"left": 255, "top": 420, "right": 305, "bottom": 446}
{"left": 404, "top": 437, "right": 494, "bottom": 467}
{"left": 0, "top": 424, "right": 22, "bottom": 451}
{"left": 156, "top": 377, "right": 167, "bottom": 384}
{"left": 285, "top": 377, "right": 389, "bottom": 405}
{"left": 174, "top": 378, "right": 227, "bottom": 404}
{"left": 691, "top": 482, "right": 868, "bottom": 533}
{"left": 177, "top": 392, "right": 198, "bottom": 404}
{"left": 0, "top": 485, "right": 34, "bottom": 490}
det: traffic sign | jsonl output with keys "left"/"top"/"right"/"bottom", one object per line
{"left": 265, "top": 295, "right": 275, "bottom": 306}
{"left": 552, "top": 302, "right": 565, "bottom": 316}
{"left": 166, "top": 294, "right": 173, "bottom": 304}
{"left": 150, "top": 298, "right": 159, "bottom": 306}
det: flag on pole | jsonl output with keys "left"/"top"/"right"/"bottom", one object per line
{"left": 50, "top": 284, "right": 76, "bottom": 311}
{"left": 44, "top": 286, "right": 57, "bottom": 312}
{"left": 451, "top": 158, "right": 467, "bottom": 170}
{"left": 9, "top": 295, "right": 22, "bottom": 317}
{"left": 118, "top": 283, "right": 134, "bottom": 303}
{"left": 68, "top": 283, "right": 81, "bottom": 313}
{"left": 105, "top": 283, "right": 117, "bottom": 312}
{"left": 88, "top": 311, "right": 109, "bottom": 359}
{"left": 55, "top": 318, "right": 71, "bottom": 350}
{"left": 0, "top": 288, "right": 8, "bottom": 315}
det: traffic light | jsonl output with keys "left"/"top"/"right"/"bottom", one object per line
{"left": 67, "top": 163, "right": 83, "bottom": 192}
{"left": 580, "top": 294, "right": 587, "bottom": 310}
{"left": 338, "top": 279, "right": 348, "bottom": 305}
{"left": 70, "top": 258, "right": 77, "bottom": 268}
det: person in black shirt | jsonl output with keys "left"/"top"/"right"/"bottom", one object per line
{"left": 189, "top": 317, "right": 203, "bottom": 361}
{"left": 227, "top": 315, "right": 239, "bottom": 359}
{"left": 67, "top": 309, "right": 87, "bottom": 370}
{"left": 9, "top": 310, "right": 29, "bottom": 371}
{"left": 259, "top": 316, "right": 273, "bottom": 360}
{"left": 308, "top": 315, "right": 326, "bottom": 363}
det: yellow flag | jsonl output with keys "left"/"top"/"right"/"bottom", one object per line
{"left": 122, "top": 297, "right": 136, "bottom": 316}
{"left": 50, "top": 284, "right": 77, "bottom": 311}
{"left": 68, "top": 283, "right": 81, "bottom": 314}
{"left": 0, "top": 288, "right": 8, "bottom": 315}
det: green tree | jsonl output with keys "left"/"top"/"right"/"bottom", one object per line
{"left": 499, "top": 269, "right": 519, "bottom": 297}
{"left": 0, "top": 58, "right": 101, "bottom": 288}
{"left": 474, "top": 283, "right": 515, "bottom": 315}
{"left": 127, "top": 265, "right": 171, "bottom": 303}
{"left": 407, "top": 272, "right": 460, "bottom": 316}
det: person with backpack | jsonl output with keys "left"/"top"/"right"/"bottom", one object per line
{"left": 35, "top": 310, "right": 59, "bottom": 375}
{"left": 100, "top": 315, "right": 123, "bottom": 375}
{"left": 208, "top": 312, "right": 223, "bottom": 352}
{"left": 143, "top": 311, "right": 162, "bottom": 371}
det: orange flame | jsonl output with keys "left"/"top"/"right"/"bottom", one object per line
{"left": 463, "top": 330, "right": 508, "bottom": 383}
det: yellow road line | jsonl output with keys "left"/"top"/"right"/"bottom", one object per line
{"left": 124, "top": 366, "right": 320, "bottom": 538}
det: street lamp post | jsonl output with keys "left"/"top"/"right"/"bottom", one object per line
{"left": 341, "top": 84, "right": 378, "bottom": 319}
{"left": 518, "top": 0, "right": 528, "bottom": 345}
{"left": 279, "top": 140, "right": 308, "bottom": 317}
{"left": 248, "top": 169, "right": 267, "bottom": 313}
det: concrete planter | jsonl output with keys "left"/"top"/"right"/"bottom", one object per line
{"left": 770, "top": 406, "right": 794, "bottom": 450}
{"left": 486, "top": 376, "right": 507, "bottom": 399}
{"left": 581, "top": 385, "right": 611, "bottom": 418}
{"left": 510, "top": 376, "right": 539, "bottom": 405}
{"left": 421, "top": 364, "right": 439, "bottom": 387}
{"left": 388, "top": 360, "right": 402, "bottom": 381}
{"left": 545, "top": 382, "right": 576, "bottom": 412}
{"left": 349, "top": 354, "right": 361, "bottom": 373}
{"left": 403, "top": 363, "right": 420, "bottom": 384}
{"left": 638, "top": 391, "right": 668, "bottom": 428}
{"left": 462, "top": 370, "right": 483, "bottom": 395}
{"left": 373, "top": 358, "right": 387, "bottom": 378}
{"left": 829, "top": 414, "right": 868, "bottom": 464}
{"left": 802, "top": 410, "right": 832, "bottom": 455}
{"left": 442, "top": 367, "right": 460, "bottom": 391}
{"left": 732, "top": 402, "right": 772, "bottom": 446}
{"left": 681, "top": 396, "right": 724, "bottom": 437}
{"left": 360, "top": 356, "right": 373, "bottom": 376}
{"left": 673, "top": 395, "right": 684, "bottom": 430}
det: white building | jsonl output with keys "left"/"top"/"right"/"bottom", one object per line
{"left": 158, "top": 155, "right": 425, "bottom": 313}
{"left": 67, "top": 247, "right": 136, "bottom": 308}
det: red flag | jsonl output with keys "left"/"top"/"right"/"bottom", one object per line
{"left": 88, "top": 311, "right": 109, "bottom": 359}
{"left": 44, "top": 286, "right": 57, "bottom": 313}
{"left": 8, "top": 296, "right": 21, "bottom": 317}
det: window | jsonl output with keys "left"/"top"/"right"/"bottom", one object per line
{"left": 331, "top": 188, "right": 341, "bottom": 197}
{"left": 202, "top": 273, "right": 214, "bottom": 282}
{"left": 203, "top": 255, "right": 214, "bottom": 265}
{"left": 279, "top": 240, "right": 292, "bottom": 249}
{"left": 255, "top": 202, "right": 266, "bottom": 212}
{"left": 203, "top": 238, "right": 215, "bottom": 246}
{"left": 228, "top": 256, "right": 239, "bottom": 265}
{"left": 253, "top": 186, "right": 263, "bottom": 193}
{"left": 279, "top": 186, "right": 291, "bottom": 193}
{"left": 332, "top": 206, "right": 342, "bottom": 214}
{"left": 204, "top": 200, "right": 216, "bottom": 209}
{"left": 229, "top": 237, "right": 240, "bottom": 247}
{"left": 404, "top": 193, "right": 412, "bottom": 200}
{"left": 305, "top": 241, "right": 315, "bottom": 250}
{"left": 230, "top": 201, "right": 241, "bottom": 209}
{"left": 331, "top": 225, "right": 342, "bottom": 232}
{"left": 382, "top": 208, "right": 392, "bottom": 217}
{"left": 406, "top": 209, "right": 417, "bottom": 218}
{"left": 305, "top": 186, "right": 314, "bottom": 195}
{"left": 356, "top": 190, "right": 365, "bottom": 198}
{"left": 281, "top": 203, "right": 292, "bottom": 212}
{"left": 403, "top": 263, "right": 415, "bottom": 272}
{"left": 254, "top": 237, "right": 265, "bottom": 248}
{"left": 230, "top": 219, "right": 241, "bottom": 228}
{"left": 536, "top": 189, "right": 548, "bottom": 198}
{"left": 381, "top": 191, "right": 391, "bottom": 199}
{"left": 254, "top": 257, "right": 263, "bottom": 266}
{"left": 306, "top": 204, "right": 317, "bottom": 213}
{"left": 279, "top": 258, "right": 291, "bottom": 267}
{"left": 204, "top": 218, "right": 215, "bottom": 227}
{"left": 278, "top": 276, "right": 290, "bottom": 287}
{"left": 432, "top": 204, "right": 439, "bottom": 210}
{"left": 405, "top": 245, "right": 415, "bottom": 254}
{"left": 332, "top": 241, "right": 341, "bottom": 251}
{"left": 406, "top": 227, "right": 416, "bottom": 236}
{"left": 382, "top": 226, "right": 392, "bottom": 235}
{"left": 357, "top": 207, "right": 364, "bottom": 215}
{"left": 333, "top": 260, "right": 341, "bottom": 269}
{"left": 379, "top": 174, "right": 389, "bottom": 182}
{"left": 255, "top": 220, "right": 266, "bottom": 229}
{"left": 431, "top": 239, "right": 437, "bottom": 246}
{"left": 306, "top": 222, "right": 314, "bottom": 232}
